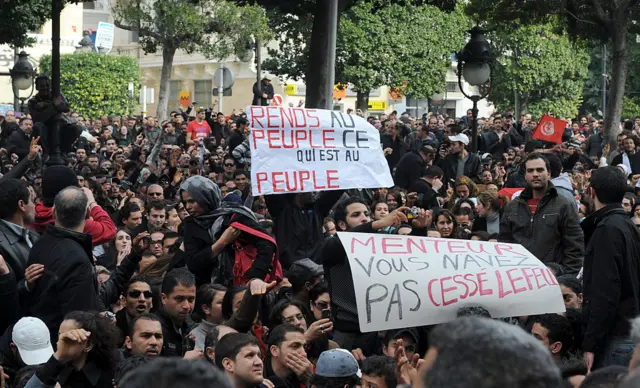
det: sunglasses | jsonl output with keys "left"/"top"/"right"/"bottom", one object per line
{"left": 224, "top": 163, "right": 235, "bottom": 167}
{"left": 127, "top": 290, "right": 153, "bottom": 298}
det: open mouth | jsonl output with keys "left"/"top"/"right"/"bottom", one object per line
{"left": 136, "top": 304, "right": 147, "bottom": 312}
{"left": 146, "top": 349, "right": 159, "bottom": 356}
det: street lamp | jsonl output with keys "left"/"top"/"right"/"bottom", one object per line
{"left": 457, "top": 26, "right": 493, "bottom": 153}
{"left": 0, "top": 51, "right": 37, "bottom": 112}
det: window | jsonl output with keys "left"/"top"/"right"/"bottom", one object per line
{"left": 194, "top": 80, "right": 213, "bottom": 108}
{"left": 406, "top": 96, "right": 429, "bottom": 118}
{"left": 167, "top": 80, "right": 182, "bottom": 113}
{"left": 446, "top": 82, "right": 459, "bottom": 93}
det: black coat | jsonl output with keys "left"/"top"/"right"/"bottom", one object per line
{"left": 252, "top": 81, "right": 275, "bottom": 106}
{"left": 498, "top": 184, "right": 584, "bottom": 274}
{"left": 581, "top": 205, "right": 640, "bottom": 355}
{"left": 6, "top": 129, "right": 30, "bottom": 160}
{"left": 25, "top": 225, "right": 98, "bottom": 342}
{"left": 265, "top": 191, "right": 343, "bottom": 269}
{"left": 0, "top": 220, "right": 39, "bottom": 283}
{"left": 158, "top": 308, "right": 197, "bottom": 358}
{"left": 408, "top": 179, "right": 440, "bottom": 211}
{"left": 381, "top": 134, "right": 406, "bottom": 171}
{"left": 394, "top": 151, "right": 426, "bottom": 190}
{"left": 437, "top": 152, "right": 482, "bottom": 191}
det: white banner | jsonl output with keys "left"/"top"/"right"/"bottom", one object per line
{"left": 246, "top": 106, "right": 393, "bottom": 196}
{"left": 337, "top": 232, "right": 565, "bottom": 332}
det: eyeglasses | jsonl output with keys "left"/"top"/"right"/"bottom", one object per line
{"left": 224, "top": 163, "right": 235, "bottom": 167}
{"left": 283, "top": 313, "right": 305, "bottom": 324}
{"left": 127, "top": 290, "right": 153, "bottom": 298}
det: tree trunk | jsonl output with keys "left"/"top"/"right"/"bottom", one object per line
{"left": 305, "top": 1, "right": 332, "bottom": 109}
{"left": 305, "top": 0, "right": 348, "bottom": 109}
{"left": 156, "top": 45, "right": 176, "bottom": 122}
{"left": 356, "top": 90, "right": 369, "bottom": 114}
{"left": 603, "top": 25, "right": 628, "bottom": 145}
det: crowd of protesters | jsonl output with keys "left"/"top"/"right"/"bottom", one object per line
{"left": 0, "top": 99, "right": 639, "bottom": 388}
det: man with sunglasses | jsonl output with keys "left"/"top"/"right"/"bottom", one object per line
{"left": 115, "top": 276, "right": 154, "bottom": 346}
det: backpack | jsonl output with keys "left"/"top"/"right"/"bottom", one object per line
{"left": 228, "top": 218, "right": 283, "bottom": 286}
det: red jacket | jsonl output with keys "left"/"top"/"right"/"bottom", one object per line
{"left": 31, "top": 202, "right": 117, "bottom": 246}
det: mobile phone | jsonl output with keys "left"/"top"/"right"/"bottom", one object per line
{"left": 321, "top": 309, "right": 332, "bottom": 320}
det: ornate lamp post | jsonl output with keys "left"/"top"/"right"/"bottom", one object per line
{"left": 457, "top": 27, "right": 493, "bottom": 153}
{"left": 0, "top": 51, "right": 37, "bottom": 112}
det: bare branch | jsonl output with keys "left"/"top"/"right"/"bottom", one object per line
{"left": 113, "top": 19, "right": 162, "bottom": 41}
{"left": 561, "top": 8, "right": 599, "bottom": 25}
{"left": 590, "top": 0, "right": 612, "bottom": 25}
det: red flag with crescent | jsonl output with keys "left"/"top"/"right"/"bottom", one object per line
{"left": 532, "top": 115, "right": 566, "bottom": 144}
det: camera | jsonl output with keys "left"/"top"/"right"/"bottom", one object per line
{"left": 404, "top": 207, "right": 419, "bottom": 220}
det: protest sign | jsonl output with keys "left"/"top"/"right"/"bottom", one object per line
{"left": 337, "top": 232, "right": 566, "bottom": 332}
{"left": 246, "top": 106, "right": 393, "bottom": 196}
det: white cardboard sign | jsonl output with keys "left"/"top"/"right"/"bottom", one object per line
{"left": 337, "top": 232, "right": 566, "bottom": 332}
{"left": 246, "top": 106, "right": 393, "bottom": 196}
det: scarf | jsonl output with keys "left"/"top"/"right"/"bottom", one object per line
{"left": 179, "top": 176, "right": 257, "bottom": 241}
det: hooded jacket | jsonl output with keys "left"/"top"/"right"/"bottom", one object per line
{"left": 31, "top": 202, "right": 117, "bottom": 246}
{"left": 498, "top": 183, "right": 584, "bottom": 274}
{"left": 581, "top": 205, "right": 640, "bottom": 355}
{"left": 551, "top": 173, "right": 576, "bottom": 205}
{"left": 180, "top": 176, "right": 275, "bottom": 286}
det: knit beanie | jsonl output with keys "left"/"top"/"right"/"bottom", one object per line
{"left": 42, "top": 166, "right": 79, "bottom": 207}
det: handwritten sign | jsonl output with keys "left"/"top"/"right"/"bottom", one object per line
{"left": 246, "top": 106, "right": 393, "bottom": 196}
{"left": 337, "top": 232, "right": 566, "bottom": 332}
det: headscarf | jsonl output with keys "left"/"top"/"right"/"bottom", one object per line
{"left": 179, "top": 176, "right": 257, "bottom": 240}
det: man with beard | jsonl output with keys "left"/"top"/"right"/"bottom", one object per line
{"left": 499, "top": 153, "right": 584, "bottom": 274}
{"left": 612, "top": 134, "right": 640, "bottom": 176}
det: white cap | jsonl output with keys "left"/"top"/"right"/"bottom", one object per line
{"left": 448, "top": 133, "right": 469, "bottom": 145}
{"left": 12, "top": 317, "right": 54, "bottom": 365}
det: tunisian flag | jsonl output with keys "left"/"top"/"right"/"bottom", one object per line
{"left": 532, "top": 115, "right": 566, "bottom": 144}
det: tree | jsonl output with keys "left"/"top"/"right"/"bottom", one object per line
{"left": 39, "top": 52, "right": 140, "bottom": 118}
{"left": 112, "top": 0, "right": 270, "bottom": 121}
{"left": 467, "top": 0, "right": 640, "bottom": 143}
{"left": 0, "top": 0, "right": 51, "bottom": 47}
{"left": 487, "top": 23, "right": 590, "bottom": 118}
{"left": 337, "top": 1, "right": 469, "bottom": 111}
{"left": 246, "top": 0, "right": 460, "bottom": 108}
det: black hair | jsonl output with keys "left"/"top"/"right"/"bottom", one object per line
{"left": 433, "top": 208, "right": 457, "bottom": 228}
{"left": 559, "top": 356, "right": 587, "bottom": 379}
{"left": 236, "top": 117, "right": 248, "bottom": 127}
{"left": 119, "top": 358, "right": 233, "bottom": 388}
{"left": 193, "top": 283, "right": 227, "bottom": 322}
{"left": 204, "top": 325, "right": 221, "bottom": 361}
{"left": 63, "top": 311, "right": 120, "bottom": 371}
{"left": 309, "top": 282, "right": 329, "bottom": 304}
{"left": 284, "top": 266, "right": 321, "bottom": 296}
{"left": 528, "top": 314, "right": 574, "bottom": 358}
{"left": 310, "top": 375, "right": 360, "bottom": 388}
{"left": 556, "top": 275, "right": 583, "bottom": 295}
{"left": 114, "top": 355, "right": 151, "bottom": 386}
{"left": 523, "top": 152, "right": 551, "bottom": 172}
{"left": 234, "top": 169, "right": 248, "bottom": 179}
{"left": 591, "top": 166, "right": 629, "bottom": 205}
{"left": 546, "top": 263, "right": 564, "bottom": 277}
{"left": 119, "top": 202, "right": 141, "bottom": 225}
{"left": 124, "top": 275, "right": 151, "bottom": 295}
{"left": 128, "top": 312, "right": 161, "bottom": 337}
{"left": 456, "top": 306, "right": 491, "bottom": 318}
{"left": 470, "top": 231, "right": 490, "bottom": 241}
{"left": 221, "top": 285, "right": 247, "bottom": 320}
{"left": 0, "top": 178, "right": 30, "bottom": 220}
{"left": 214, "top": 333, "right": 262, "bottom": 369}
{"left": 333, "top": 196, "right": 368, "bottom": 229}
{"left": 361, "top": 356, "right": 397, "bottom": 388}
{"left": 161, "top": 268, "right": 195, "bottom": 295}
{"left": 268, "top": 299, "right": 314, "bottom": 328}
{"left": 453, "top": 206, "right": 475, "bottom": 221}
{"left": 266, "top": 323, "right": 304, "bottom": 352}
{"left": 147, "top": 199, "right": 165, "bottom": 212}
{"left": 423, "top": 166, "right": 444, "bottom": 179}
{"left": 547, "top": 154, "right": 563, "bottom": 178}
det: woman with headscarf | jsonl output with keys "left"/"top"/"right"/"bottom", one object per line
{"left": 180, "top": 176, "right": 277, "bottom": 287}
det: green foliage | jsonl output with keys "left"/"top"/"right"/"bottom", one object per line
{"left": 621, "top": 96, "right": 640, "bottom": 121}
{"left": 337, "top": 2, "right": 469, "bottom": 98}
{"left": 0, "top": 0, "right": 52, "bottom": 47}
{"left": 487, "top": 23, "right": 590, "bottom": 118}
{"left": 39, "top": 52, "right": 140, "bottom": 118}
{"left": 112, "top": 0, "right": 271, "bottom": 60}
